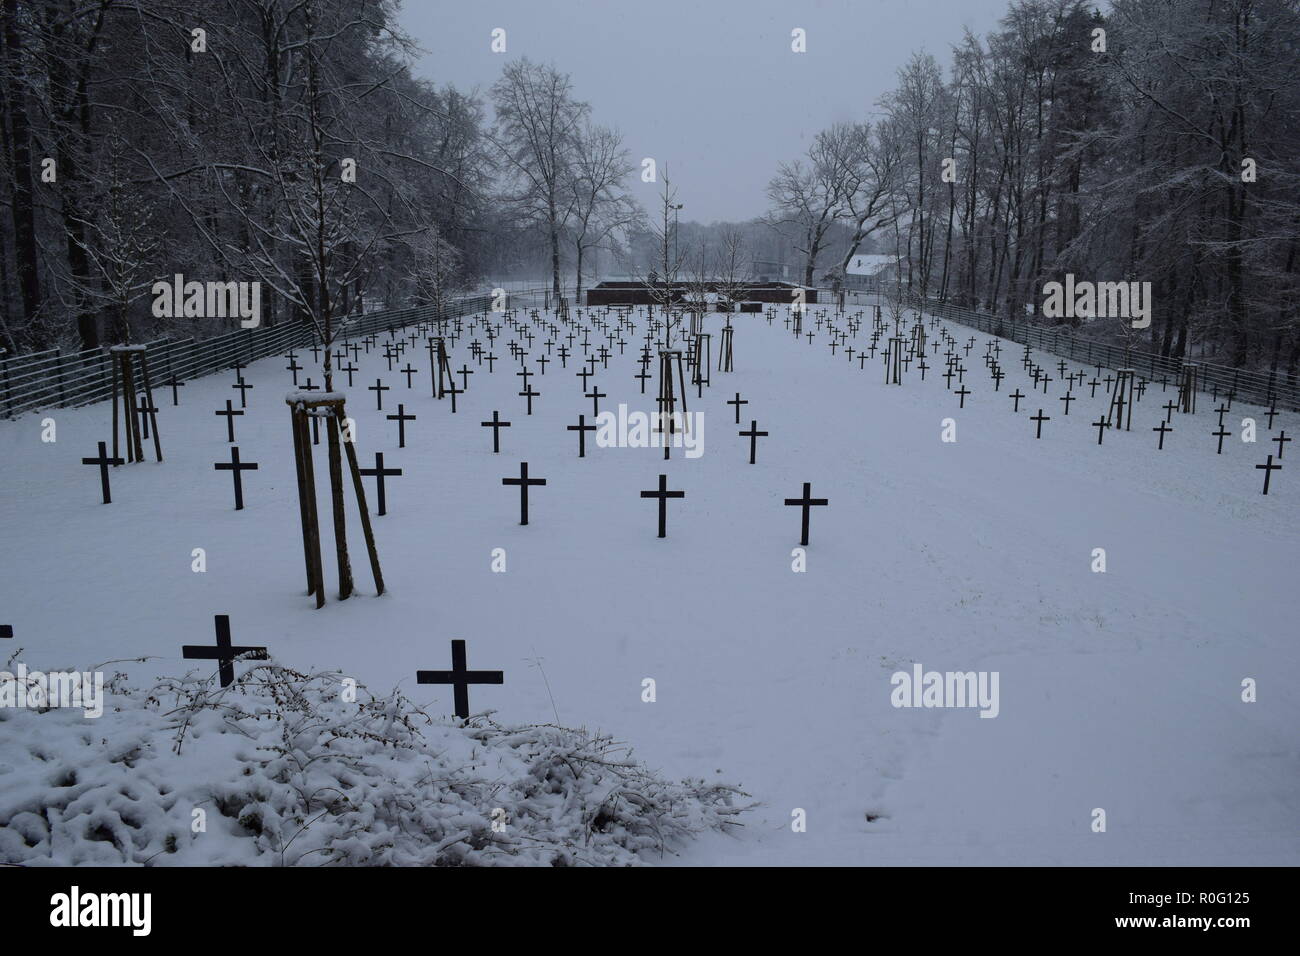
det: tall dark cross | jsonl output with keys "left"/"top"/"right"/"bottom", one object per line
{"left": 387, "top": 404, "right": 416, "bottom": 448}
{"left": 369, "top": 378, "right": 390, "bottom": 410}
{"left": 214, "top": 446, "right": 259, "bottom": 511}
{"left": 285, "top": 357, "right": 302, "bottom": 386}
{"left": 215, "top": 399, "right": 244, "bottom": 442}
{"left": 417, "top": 639, "right": 503, "bottom": 721}
{"left": 232, "top": 376, "right": 254, "bottom": 408}
{"left": 727, "top": 392, "right": 748, "bottom": 424}
{"left": 1256, "top": 455, "right": 1281, "bottom": 495}
{"left": 1152, "top": 420, "right": 1172, "bottom": 450}
{"left": 502, "top": 461, "right": 547, "bottom": 525}
{"left": 784, "top": 482, "right": 828, "bottom": 547}
{"left": 1273, "top": 430, "right": 1291, "bottom": 460}
{"left": 481, "top": 411, "right": 511, "bottom": 453}
{"left": 136, "top": 393, "right": 159, "bottom": 441}
{"left": 81, "top": 441, "right": 125, "bottom": 504}
{"left": 518, "top": 384, "right": 539, "bottom": 415}
{"left": 1265, "top": 403, "right": 1279, "bottom": 430}
{"left": 1009, "top": 389, "right": 1025, "bottom": 413}
{"left": 576, "top": 366, "right": 594, "bottom": 390}
{"left": 167, "top": 376, "right": 186, "bottom": 406}
{"left": 1059, "top": 391, "right": 1075, "bottom": 415}
{"left": 445, "top": 380, "right": 464, "bottom": 413}
{"left": 340, "top": 362, "right": 359, "bottom": 388}
{"left": 1030, "top": 409, "right": 1051, "bottom": 439}
{"left": 182, "top": 614, "right": 268, "bottom": 689}
{"left": 586, "top": 387, "right": 606, "bottom": 417}
{"left": 359, "top": 451, "right": 402, "bottom": 516}
{"left": 1092, "top": 417, "right": 1110, "bottom": 445}
{"left": 955, "top": 385, "right": 971, "bottom": 409}
{"left": 635, "top": 367, "right": 651, "bottom": 393}
{"left": 1212, "top": 425, "right": 1231, "bottom": 455}
{"left": 567, "top": 414, "right": 597, "bottom": 457}
{"left": 458, "top": 365, "right": 475, "bottom": 389}
{"left": 640, "top": 473, "right": 685, "bottom": 538}
{"left": 401, "top": 363, "right": 419, "bottom": 388}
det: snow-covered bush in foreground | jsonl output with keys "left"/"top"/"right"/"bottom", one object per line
{"left": 0, "top": 661, "right": 752, "bottom": 866}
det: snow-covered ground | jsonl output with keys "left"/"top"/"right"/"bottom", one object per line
{"left": 1, "top": 298, "right": 1296, "bottom": 865}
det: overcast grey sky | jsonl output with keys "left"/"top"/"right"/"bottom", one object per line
{"left": 397, "top": 0, "right": 1012, "bottom": 224}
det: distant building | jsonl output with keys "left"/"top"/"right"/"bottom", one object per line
{"left": 846, "top": 254, "right": 892, "bottom": 276}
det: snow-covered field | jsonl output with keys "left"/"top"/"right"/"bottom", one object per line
{"left": 1, "top": 297, "right": 1296, "bottom": 865}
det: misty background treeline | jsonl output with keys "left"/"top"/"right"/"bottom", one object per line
{"left": 1, "top": 0, "right": 1297, "bottom": 373}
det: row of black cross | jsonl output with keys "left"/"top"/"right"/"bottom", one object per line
{"left": 784, "top": 299, "right": 1290, "bottom": 496}
{"left": 182, "top": 614, "right": 500, "bottom": 720}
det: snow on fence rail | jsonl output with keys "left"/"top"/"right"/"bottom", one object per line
{"left": 0, "top": 294, "right": 498, "bottom": 419}
{"left": 840, "top": 284, "right": 1300, "bottom": 411}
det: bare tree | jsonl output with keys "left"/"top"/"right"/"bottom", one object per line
{"left": 491, "top": 58, "right": 589, "bottom": 300}
{"left": 567, "top": 122, "right": 638, "bottom": 300}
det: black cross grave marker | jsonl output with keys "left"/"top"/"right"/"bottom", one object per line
{"left": 640, "top": 473, "right": 685, "bottom": 538}
{"left": 727, "top": 392, "right": 748, "bottom": 424}
{"left": 502, "top": 461, "right": 546, "bottom": 525}
{"left": 481, "top": 411, "right": 511, "bottom": 453}
{"left": 81, "top": 442, "right": 124, "bottom": 503}
{"left": 416, "top": 639, "right": 503, "bottom": 721}
{"left": 387, "top": 404, "right": 416, "bottom": 448}
{"left": 358, "top": 451, "right": 402, "bottom": 515}
{"left": 739, "top": 420, "right": 768, "bottom": 464}
{"left": 182, "top": 614, "right": 268, "bottom": 688}
{"left": 214, "top": 446, "right": 259, "bottom": 510}
{"left": 215, "top": 399, "right": 244, "bottom": 442}
{"left": 784, "top": 482, "right": 828, "bottom": 546}
{"left": 567, "top": 414, "right": 597, "bottom": 457}
{"left": 1256, "top": 455, "right": 1281, "bottom": 495}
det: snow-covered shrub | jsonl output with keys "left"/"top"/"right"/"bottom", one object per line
{"left": 0, "top": 662, "right": 752, "bottom": 866}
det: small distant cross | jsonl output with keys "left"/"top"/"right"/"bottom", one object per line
{"left": 1092, "top": 417, "right": 1110, "bottom": 445}
{"left": 1030, "top": 409, "right": 1051, "bottom": 439}
{"left": 417, "top": 639, "right": 503, "bottom": 721}
{"left": 1152, "top": 420, "right": 1172, "bottom": 450}
{"left": 81, "top": 442, "right": 124, "bottom": 503}
{"left": 369, "top": 378, "right": 390, "bottom": 410}
{"left": 183, "top": 614, "right": 267, "bottom": 688}
{"left": 640, "top": 473, "right": 685, "bottom": 538}
{"left": 232, "top": 376, "right": 254, "bottom": 408}
{"left": 586, "top": 387, "right": 606, "bottom": 417}
{"left": 727, "top": 392, "right": 748, "bottom": 424}
{"left": 518, "top": 383, "right": 539, "bottom": 415}
{"left": 784, "top": 481, "right": 828, "bottom": 546}
{"left": 215, "top": 399, "right": 244, "bottom": 442}
{"left": 567, "top": 414, "right": 597, "bottom": 457}
{"left": 214, "top": 446, "right": 259, "bottom": 510}
{"left": 739, "top": 420, "right": 768, "bottom": 465}
{"left": 359, "top": 451, "right": 402, "bottom": 516}
{"left": 1009, "top": 389, "right": 1025, "bottom": 413}
{"left": 481, "top": 410, "right": 511, "bottom": 453}
{"left": 1256, "top": 455, "right": 1281, "bottom": 495}
{"left": 502, "top": 461, "right": 546, "bottom": 525}
{"left": 1212, "top": 425, "right": 1231, "bottom": 455}
{"left": 386, "top": 403, "right": 416, "bottom": 448}
{"left": 167, "top": 376, "right": 186, "bottom": 405}
{"left": 1273, "top": 430, "right": 1291, "bottom": 460}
